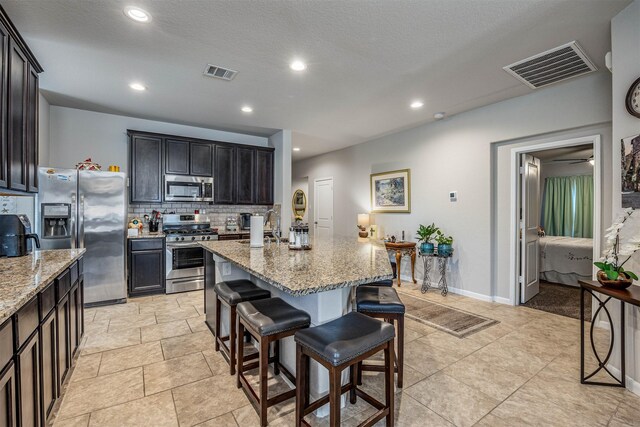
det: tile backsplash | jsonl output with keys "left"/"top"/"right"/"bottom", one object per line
{"left": 128, "top": 203, "right": 271, "bottom": 227}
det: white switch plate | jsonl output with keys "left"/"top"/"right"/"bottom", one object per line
{"left": 449, "top": 191, "right": 457, "bottom": 202}
{"left": 222, "top": 263, "right": 231, "bottom": 276}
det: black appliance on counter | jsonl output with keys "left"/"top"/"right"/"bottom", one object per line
{"left": 240, "top": 212, "right": 252, "bottom": 230}
{"left": 0, "top": 214, "right": 40, "bottom": 257}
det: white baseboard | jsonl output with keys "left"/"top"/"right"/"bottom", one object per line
{"left": 492, "top": 296, "right": 512, "bottom": 305}
{"left": 402, "top": 275, "right": 511, "bottom": 305}
{"left": 605, "top": 363, "right": 640, "bottom": 396}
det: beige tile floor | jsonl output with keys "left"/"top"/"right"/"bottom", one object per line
{"left": 49, "top": 284, "right": 640, "bottom": 427}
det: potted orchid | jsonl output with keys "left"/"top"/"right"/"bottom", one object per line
{"left": 595, "top": 208, "right": 640, "bottom": 289}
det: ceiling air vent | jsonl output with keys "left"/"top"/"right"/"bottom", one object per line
{"left": 503, "top": 41, "right": 597, "bottom": 89}
{"left": 203, "top": 64, "right": 238, "bottom": 81}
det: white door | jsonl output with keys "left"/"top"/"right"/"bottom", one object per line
{"left": 314, "top": 178, "right": 334, "bottom": 238}
{"left": 520, "top": 154, "right": 541, "bottom": 303}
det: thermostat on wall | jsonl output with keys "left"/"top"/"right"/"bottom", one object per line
{"left": 449, "top": 191, "right": 457, "bottom": 202}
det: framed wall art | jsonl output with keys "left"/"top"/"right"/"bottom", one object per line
{"left": 370, "top": 169, "right": 411, "bottom": 213}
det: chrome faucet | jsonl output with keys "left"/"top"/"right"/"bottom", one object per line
{"left": 264, "top": 209, "right": 282, "bottom": 244}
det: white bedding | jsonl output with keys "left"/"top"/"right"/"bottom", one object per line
{"left": 539, "top": 236, "right": 594, "bottom": 286}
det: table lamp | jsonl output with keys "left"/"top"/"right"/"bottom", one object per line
{"left": 357, "top": 213, "right": 370, "bottom": 238}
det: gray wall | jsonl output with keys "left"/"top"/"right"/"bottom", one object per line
{"left": 293, "top": 72, "right": 612, "bottom": 301}
{"left": 540, "top": 160, "right": 593, "bottom": 183}
{"left": 38, "top": 93, "right": 50, "bottom": 166}
{"left": 46, "top": 106, "right": 269, "bottom": 172}
{"left": 612, "top": 0, "right": 640, "bottom": 394}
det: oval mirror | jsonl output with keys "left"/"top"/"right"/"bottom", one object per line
{"left": 292, "top": 189, "right": 307, "bottom": 220}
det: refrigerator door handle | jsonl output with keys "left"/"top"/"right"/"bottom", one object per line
{"left": 70, "top": 192, "right": 77, "bottom": 249}
{"left": 78, "top": 193, "right": 85, "bottom": 248}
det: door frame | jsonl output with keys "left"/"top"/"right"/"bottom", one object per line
{"left": 509, "top": 134, "right": 601, "bottom": 305}
{"left": 313, "top": 177, "right": 334, "bottom": 236}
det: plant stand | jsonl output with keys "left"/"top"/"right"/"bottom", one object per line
{"left": 419, "top": 251, "right": 451, "bottom": 296}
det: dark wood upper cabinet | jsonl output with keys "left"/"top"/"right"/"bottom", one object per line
{"left": 165, "top": 139, "right": 189, "bottom": 175}
{"left": 7, "top": 39, "right": 27, "bottom": 192}
{"left": 255, "top": 149, "right": 274, "bottom": 205}
{"left": 26, "top": 65, "right": 38, "bottom": 192}
{"left": 0, "top": 6, "right": 42, "bottom": 193}
{"left": 236, "top": 146, "right": 255, "bottom": 204}
{"left": 0, "top": 20, "right": 9, "bottom": 189}
{"left": 129, "top": 134, "right": 163, "bottom": 203}
{"left": 214, "top": 144, "right": 235, "bottom": 204}
{"left": 190, "top": 142, "right": 213, "bottom": 177}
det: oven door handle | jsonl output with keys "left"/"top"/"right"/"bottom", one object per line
{"left": 167, "top": 243, "right": 203, "bottom": 248}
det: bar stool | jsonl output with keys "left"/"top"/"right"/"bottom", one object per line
{"left": 355, "top": 285, "right": 405, "bottom": 388}
{"left": 213, "top": 279, "right": 271, "bottom": 375}
{"left": 236, "top": 298, "right": 311, "bottom": 427}
{"left": 294, "top": 312, "right": 395, "bottom": 427}
{"left": 366, "top": 279, "right": 394, "bottom": 287}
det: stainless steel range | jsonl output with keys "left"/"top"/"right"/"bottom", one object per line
{"left": 163, "top": 214, "right": 218, "bottom": 294}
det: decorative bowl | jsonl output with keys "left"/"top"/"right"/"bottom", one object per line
{"left": 597, "top": 271, "right": 633, "bottom": 289}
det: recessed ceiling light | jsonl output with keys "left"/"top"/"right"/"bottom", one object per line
{"left": 241, "top": 106, "right": 253, "bottom": 113}
{"left": 290, "top": 60, "right": 307, "bottom": 71}
{"left": 410, "top": 101, "right": 424, "bottom": 109}
{"left": 433, "top": 112, "right": 446, "bottom": 120}
{"left": 124, "top": 6, "right": 152, "bottom": 23}
{"left": 129, "top": 82, "right": 147, "bottom": 91}
{"left": 292, "top": 147, "right": 301, "bottom": 152}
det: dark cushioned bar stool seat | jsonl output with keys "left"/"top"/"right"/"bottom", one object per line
{"left": 213, "top": 280, "right": 271, "bottom": 375}
{"left": 366, "top": 279, "right": 394, "bottom": 287}
{"left": 294, "top": 312, "right": 395, "bottom": 426}
{"left": 236, "top": 298, "right": 310, "bottom": 427}
{"left": 356, "top": 285, "right": 405, "bottom": 388}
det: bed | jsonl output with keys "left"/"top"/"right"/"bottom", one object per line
{"left": 539, "top": 236, "right": 594, "bottom": 286}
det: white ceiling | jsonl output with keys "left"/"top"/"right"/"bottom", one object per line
{"left": 2, "top": 0, "right": 630, "bottom": 160}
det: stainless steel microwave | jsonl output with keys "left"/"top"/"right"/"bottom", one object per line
{"left": 164, "top": 175, "right": 214, "bottom": 202}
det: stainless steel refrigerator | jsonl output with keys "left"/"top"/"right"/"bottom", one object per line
{"left": 37, "top": 167, "right": 127, "bottom": 305}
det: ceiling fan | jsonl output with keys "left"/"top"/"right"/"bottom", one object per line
{"left": 549, "top": 155, "right": 594, "bottom": 165}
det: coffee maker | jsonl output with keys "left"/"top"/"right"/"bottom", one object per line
{"left": 240, "top": 213, "right": 252, "bottom": 230}
{"left": 0, "top": 214, "right": 40, "bottom": 257}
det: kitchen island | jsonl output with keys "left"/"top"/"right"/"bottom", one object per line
{"left": 199, "top": 236, "right": 392, "bottom": 415}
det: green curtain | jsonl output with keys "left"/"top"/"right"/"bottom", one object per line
{"left": 542, "top": 175, "right": 593, "bottom": 238}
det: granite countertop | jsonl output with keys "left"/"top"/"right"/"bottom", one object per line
{"left": 127, "top": 231, "right": 165, "bottom": 239}
{"left": 199, "top": 236, "right": 392, "bottom": 296}
{"left": 0, "top": 249, "right": 86, "bottom": 324}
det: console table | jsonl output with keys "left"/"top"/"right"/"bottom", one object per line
{"left": 419, "top": 251, "right": 452, "bottom": 296}
{"left": 384, "top": 241, "right": 417, "bottom": 287}
{"left": 578, "top": 280, "right": 640, "bottom": 387}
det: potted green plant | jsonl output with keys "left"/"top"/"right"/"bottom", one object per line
{"left": 595, "top": 208, "right": 639, "bottom": 289}
{"left": 416, "top": 223, "right": 439, "bottom": 254}
{"left": 435, "top": 230, "right": 454, "bottom": 256}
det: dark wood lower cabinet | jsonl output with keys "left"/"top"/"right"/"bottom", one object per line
{"left": 69, "top": 284, "right": 79, "bottom": 356}
{"left": 128, "top": 239, "right": 165, "bottom": 297}
{"left": 39, "top": 311, "right": 56, "bottom": 422}
{"left": 0, "top": 362, "right": 17, "bottom": 427}
{"left": 56, "top": 294, "right": 70, "bottom": 391}
{"left": 1, "top": 258, "right": 83, "bottom": 426}
{"left": 16, "top": 331, "right": 40, "bottom": 427}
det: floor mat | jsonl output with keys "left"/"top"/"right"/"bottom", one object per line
{"left": 523, "top": 281, "right": 591, "bottom": 321}
{"left": 397, "top": 292, "right": 499, "bottom": 338}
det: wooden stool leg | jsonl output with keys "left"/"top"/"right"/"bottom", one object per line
{"left": 295, "top": 344, "right": 306, "bottom": 427}
{"left": 397, "top": 316, "right": 404, "bottom": 389}
{"left": 214, "top": 297, "right": 221, "bottom": 351}
{"left": 229, "top": 305, "right": 237, "bottom": 376}
{"left": 259, "top": 337, "right": 269, "bottom": 427}
{"left": 273, "top": 339, "right": 281, "bottom": 376}
{"left": 395, "top": 250, "right": 402, "bottom": 287}
{"left": 349, "top": 363, "right": 357, "bottom": 404}
{"left": 236, "top": 317, "right": 245, "bottom": 389}
{"left": 329, "top": 367, "right": 342, "bottom": 427}
{"left": 385, "top": 339, "right": 395, "bottom": 427}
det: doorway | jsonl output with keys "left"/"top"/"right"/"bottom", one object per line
{"left": 510, "top": 135, "right": 601, "bottom": 319}
{"left": 313, "top": 177, "right": 334, "bottom": 238}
